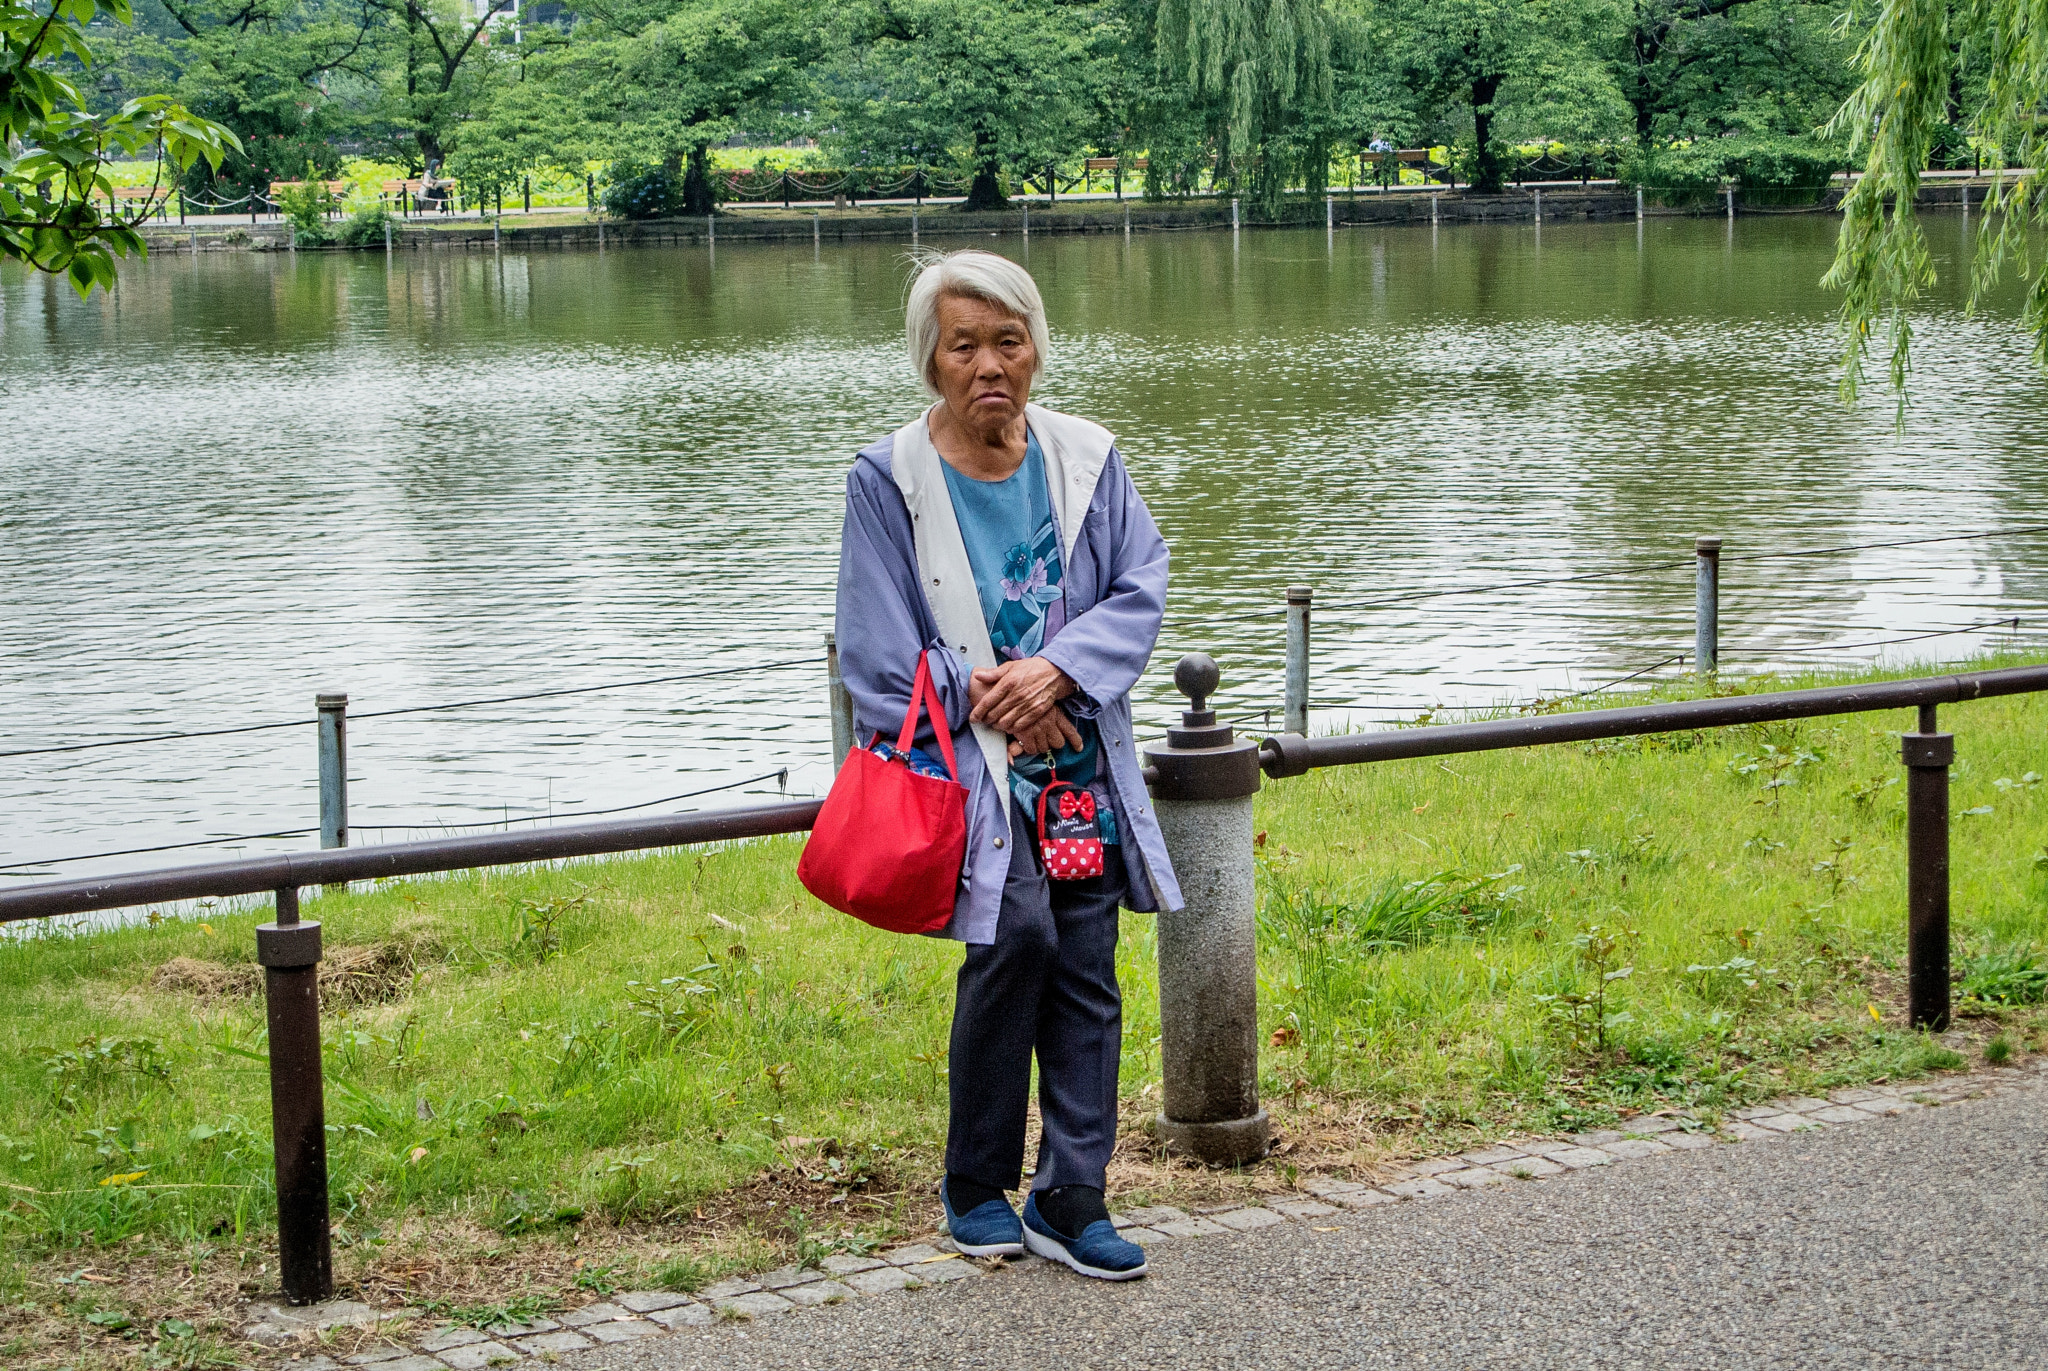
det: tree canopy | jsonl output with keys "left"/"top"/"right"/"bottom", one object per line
{"left": 4, "top": 0, "right": 236, "bottom": 291}
{"left": 1825, "top": 0, "right": 2048, "bottom": 403}
{"left": 44, "top": 0, "right": 1871, "bottom": 212}
{"left": 48, "top": 0, "right": 2026, "bottom": 384}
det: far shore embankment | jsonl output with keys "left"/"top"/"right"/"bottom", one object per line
{"left": 136, "top": 176, "right": 1989, "bottom": 255}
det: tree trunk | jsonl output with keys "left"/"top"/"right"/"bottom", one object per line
{"left": 681, "top": 142, "right": 716, "bottom": 216}
{"left": 961, "top": 128, "right": 1008, "bottom": 211}
{"left": 1470, "top": 75, "right": 1504, "bottom": 193}
{"left": 1630, "top": 0, "right": 1657, "bottom": 143}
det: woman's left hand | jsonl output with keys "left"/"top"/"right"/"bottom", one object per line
{"left": 1006, "top": 709, "right": 1083, "bottom": 759}
{"left": 971, "top": 657, "right": 1076, "bottom": 736}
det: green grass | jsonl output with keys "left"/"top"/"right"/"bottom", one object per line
{"left": 3, "top": 654, "right": 2045, "bottom": 1349}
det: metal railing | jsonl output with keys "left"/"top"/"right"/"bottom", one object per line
{"left": 1262, "top": 661, "right": 2048, "bottom": 1034}
{"left": 6, "top": 513, "right": 2047, "bottom": 1308}
{"left": 0, "top": 799, "right": 821, "bottom": 1305}
{"left": 5, "top": 657, "right": 2044, "bottom": 1304}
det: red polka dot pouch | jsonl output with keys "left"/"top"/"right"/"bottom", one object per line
{"left": 1034, "top": 779, "right": 1105, "bottom": 881}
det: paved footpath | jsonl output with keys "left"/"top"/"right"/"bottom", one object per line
{"left": 309, "top": 1065, "right": 2046, "bottom": 1370}
{"left": 593, "top": 1072, "right": 2044, "bottom": 1371}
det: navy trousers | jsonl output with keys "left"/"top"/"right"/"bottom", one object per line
{"left": 946, "top": 798, "right": 1127, "bottom": 1194}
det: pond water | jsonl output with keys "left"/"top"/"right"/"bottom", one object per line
{"left": 4, "top": 212, "right": 2045, "bottom": 887}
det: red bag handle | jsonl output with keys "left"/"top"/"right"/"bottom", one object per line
{"left": 893, "top": 650, "right": 961, "bottom": 783}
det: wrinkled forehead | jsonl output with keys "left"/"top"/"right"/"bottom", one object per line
{"left": 935, "top": 290, "right": 1032, "bottom": 333}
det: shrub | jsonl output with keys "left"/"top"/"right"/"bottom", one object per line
{"left": 601, "top": 162, "right": 682, "bottom": 220}
{"left": 275, "top": 179, "right": 336, "bottom": 246}
{"left": 1731, "top": 134, "right": 1847, "bottom": 205}
{"left": 1621, "top": 135, "right": 1846, "bottom": 207}
{"left": 335, "top": 205, "right": 391, "bottom": 247}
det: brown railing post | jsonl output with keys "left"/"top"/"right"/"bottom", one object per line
{"left": 258, "top": 886, "right": 333, "bottom": 1304}
{"left": 1903, "top": 703, "right": 1954, "bottom": 1031}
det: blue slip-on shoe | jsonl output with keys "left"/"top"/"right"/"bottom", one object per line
{"left": 1020, "top": 1192, "right": 1149, "bottom": 1280}
{"left": 941, "top": 1179, "right": 1024, "bottom": 1257}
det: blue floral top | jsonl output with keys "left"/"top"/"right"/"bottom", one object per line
{"left": 940, "top": 430, "right": 1115, "bottom": 841}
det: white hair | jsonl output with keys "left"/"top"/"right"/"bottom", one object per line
{"left": 904, "top": 249, "right": 1050, "bottom": 396}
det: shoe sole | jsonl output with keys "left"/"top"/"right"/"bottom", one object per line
{"left": 947, "top": 1235, "right": 1025, "bottom": 1258}
{"left": 1021, "top": 1223, "right": 1149, "bottom": 1280}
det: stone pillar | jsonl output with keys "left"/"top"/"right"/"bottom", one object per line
{"left": 1145, "top": 654, "right": 1271, "bottom": 1164}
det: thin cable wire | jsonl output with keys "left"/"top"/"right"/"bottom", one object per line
{"left": 1726, "top": 528, "right": 2048, "bottom": 565}
{"left": 1746, "top": 617, "right": 2023, "bottom": 654}
{"left": 1, "top": 826, "right": 320, "bottom": 871}
{"left": 384, "top": 769, "right": 794, "bottom": 827}
{"left": 1553, "top": 652, "right": 1691, "bottom": 700}
{"left": 0, "top": 769, "right": 798, "bottom": 874}
{"left": 0, "top": 656, "right": 820, "bottom": 760}
{"left": 1163, "top": 556, "right": 1696, "bottom": 631}
{"left": 1164, "top": 524, "right": 2048, "bottom": 633}
{"left": 348, "top": 659, "right": 816, "bottom": 722}
{"left": 10, "top": 527, "right": 2045, "bottom": 762}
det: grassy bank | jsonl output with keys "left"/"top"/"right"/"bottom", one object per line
{"left": 5, "top": 655, "right": 2046, "bottom": 1366}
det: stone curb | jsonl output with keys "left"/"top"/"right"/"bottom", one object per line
{"left": 263, "top": 1060, "right": 2042, "bottom": 1369}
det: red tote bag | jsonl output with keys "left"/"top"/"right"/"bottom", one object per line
{"left": 798, "top": 650, "right": 968, "bottom": 935}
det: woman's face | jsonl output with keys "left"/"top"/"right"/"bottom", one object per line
{"left": 930, "top": 292, "right": 1036, "bottom": 438}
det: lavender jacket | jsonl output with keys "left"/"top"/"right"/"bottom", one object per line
{"left": 833, "top": 403, "right": 1183, "bottom": 944}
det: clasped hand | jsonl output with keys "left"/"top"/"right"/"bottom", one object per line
{"left": 968, "top": 657, "right": 1080, "bottom": 760}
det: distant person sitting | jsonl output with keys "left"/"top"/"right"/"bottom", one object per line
{"left": 419, "top": 165, "right": 452, "bottom": 213}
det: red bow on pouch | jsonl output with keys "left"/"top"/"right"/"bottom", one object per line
{"left": 1038, "top": 780, "right": 1106, "bottom": 881}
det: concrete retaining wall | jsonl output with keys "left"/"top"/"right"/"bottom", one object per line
{"left": 138, "top": 178, "right": 1983, "bottom": 255}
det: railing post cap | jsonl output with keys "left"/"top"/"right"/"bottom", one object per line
{"left": 256, "top": 919, "right": 322, "bottom": 968}
{"left": 1694, "top": 535, "right": 1724, "bottom": 554}
{"left": 316, "top": 692, "right": 348, "bottom": 709}
{"left": 1901, "top": 732, "right": 1955, "bottom": 768}
{"left": 1286, "top": 585, "right": 1313, "bottom": 604}
{"left": 1173, "top": 654, "right": 1220, "bottom": 713}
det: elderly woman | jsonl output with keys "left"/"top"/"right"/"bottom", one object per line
{"left": 833, "top": 249, "right": 1179, "bottom": 1281}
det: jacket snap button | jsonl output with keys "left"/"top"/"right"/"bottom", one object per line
{"left": 993, "top": 837, "right": 1005, "bottom": 848}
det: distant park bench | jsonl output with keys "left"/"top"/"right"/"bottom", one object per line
{"left": 105, "top": 185, "right": 175, "bottom": 219}
{"left": 1080, "top": 156, "right": 1147, "bottom": 194}
{"left": 1357, "top": 148, "right": 1441, "bottom": 186}
{"left": 381, "top": 177, "right": 456, "bottom": 214}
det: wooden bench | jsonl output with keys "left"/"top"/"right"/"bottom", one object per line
{"left": 1080, "top": 156, "right": 1147, "bottom": 193}
{"left": 105, "top": 185, "right": 174, "bottom": 219}
{"left": 1356, "top": 149, "right": 1440, "bottom": 187}
{"left": 384, "top": 177, "right": 457, "bottom": 214}
{"left": 267, "top": 180, "right": 351, "bottom": 217}
{"left": 380, "top": 178, "right": 435, "bottom": 214}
